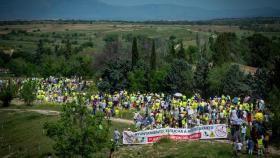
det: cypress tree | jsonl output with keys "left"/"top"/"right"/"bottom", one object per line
{"left": 170, "top": 40, "right": 176, "bottom": 58}
{"left": 178, "top": 41, "right": 185, "bottom": 59}
{"left": 131, "top": 37, "right": 139, "bottom": 69}
{"left": 65, "top": 39, "right": 72, "bottom": 59}
{"left": 150, "top": 39, "right": 156, "bottom": 71}
{"left": 35, "top": 39, "right": 44, "bottom": 64}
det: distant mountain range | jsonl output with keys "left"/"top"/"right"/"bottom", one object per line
{"left": 0, "top": 0, "right": 280, "bottom": 21}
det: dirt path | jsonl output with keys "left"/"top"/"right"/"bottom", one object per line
{"left": 2, "top": 153, "right": 15, "bottom": 158}
{"left": 0, "top": 109, "right": 134, "bottom": 124}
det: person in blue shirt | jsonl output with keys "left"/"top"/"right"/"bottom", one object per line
{"left": 247, "top": 137, "right": 254, "bottom": 155}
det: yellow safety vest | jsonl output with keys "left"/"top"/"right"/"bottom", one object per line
{"left": 258, "top": 139, "right": 263, "bottom": 148}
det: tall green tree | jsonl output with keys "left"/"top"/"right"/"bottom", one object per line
{"left": 246, "top": 34, "right": 271, "bottom": 67}
{"left": 186, "top": 45, "right": 199, "bottom": 64}
{"left": 98, "top": 58, "right": 131, "bottom": 93}
{"left": 35, "top": 39, "right": 44, "bottom": 64}
{"left": 212, "top": 33, "right": 237, "bottom": 66}
{"left": 150, "top": 66, "right": 169, "bottom": 93}
{"left": 207, "top": 63, "right": 230, "bottom": 95}
{"left": 248, "top": 68, "right": 270, "bottom": 99}
{"left": 40, "top": 55, "right": 61, "bottom": 77}
{"left": 8, "top": 58, "right": 33, "bottom": 76}
{"left": 169, "top": 40, "right": 176, "bottom": 59}
{"left": 150, "top": 39, "right": 156, "bottom": 71}
{"left": 267, "top": 86, "right": 280, "bottom": 141}
{"left": 193, "top": 58, "right": 210, "bottom": 98}
{"left": 165, "top": 59, "right": 193, "bottom": 97}
{"left": 131, "top": 37, "right": 139, "bottom": 69}
{"left": 220, "top": 64, "right": 250, "bottom": 96}
{"left": 270, "top": 55, "right": 280, "bottom": 89}
{"left": 128, "top": 69, "right": 146, "bottom": 92}
{"left": 196, "top": 33, "right": 200, "bottom": 52}
{"left": 64, "top": 39, "right": 72, "bottom": 59}
{"left": 177, "top": 41, "right": 185, "bottom": 59}
{"left": 44, "top": 95, "right": 111, "bottom": 158}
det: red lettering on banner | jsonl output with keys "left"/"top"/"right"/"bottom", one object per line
{"left": 147, "top": 133, "right": 201, "bottom": 143}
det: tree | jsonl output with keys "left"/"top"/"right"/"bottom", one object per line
{"left": 177, "top": 41, "right": 185, "bottom": 59}
{"left": 246, "top": 34, "right": 271, "bottom": 67}
{"left": 0, "top": 51, "right": 12, "bottom": 66}
{"left": 150, "top": 67, "right": 169, "bottom": 93}
{"left": 196, "top": 33, "right": 200, "bottom": 52}
{"left": 165, "top": 59, "right": 193, "bottom": 97}
{"left": 98, "top": 58, "right": 131, "bottom": 93}
{"left": 212, "top": 33, "right": 237, "bottom": 66}
{"left": 270, "top": 55, "right": 280, "bottom": 89}
{"left": 166, "top": 39, "right": 176, "bottom": 63}
{"left": 35, "top": 39, "right": 44, "bottom": 64}
{"left": 220, "top": 64, "right": 250, "bottom": 96}
{"left": 20, "top": 79, "right": 37, "bottom": 106}
{"left": 207, "top": 63, "right": 230, "bottom": 95}
{"left": 44, "top": 95, "right": 111, "bottom": 158}
{"left": 0, "top": 79, "right": 17, "bottom": 107}
{"left": 170, "top": 40, "right": 176, "bottom": 58}
{"left": 150, "top": 39, "right": 156, "bottom": 71}
{"left": 131, "top": 37, "right": 139, "bottom": 69}
{"left": 64, "top": 39, "right": 72, "bottom": 59}
{"left": 40, "top": 55, "right": 61, "bottom": 77}
{"left": 267, "top": 86, "right": 280, "bottom": 141}
{"left": 193, "top": 58, "right": 210, "bottom": 98}
{"left": 128, "top": 69, "right": 146, "bottom": 92}
{"left": 248, "top": 68, "right": 270, "bottom": 99}
{"left": 67, "top": 55, "right": 93, "bottom": 77}
{"left": 186, "top": 45, "right": 199, "bottom": 64}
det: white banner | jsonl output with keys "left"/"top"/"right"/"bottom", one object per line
{"left": 123, "top": 124, "right": 227, "bottom": 144}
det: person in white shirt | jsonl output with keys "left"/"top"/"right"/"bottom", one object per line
{"left": 241, "top": 124, "right": 247, "bottom": 143}
{"left": 230, "top": 108, "right": 238, "bottom": 123}
{"left": 234, "top": 141, "right": 243, "bottom": 156}
{"left": 114, "top": 128, "right": 121, "bottom": 146}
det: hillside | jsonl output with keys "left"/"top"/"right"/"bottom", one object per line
{"left": 0, "top": 0, "right": 280, "bottom": 20}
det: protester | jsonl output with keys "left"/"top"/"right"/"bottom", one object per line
{"left": 5, "top": 77, "right": 273, "bottom": 156}
{"left": 114, "top": 128, "right": 121, "bottom": 146}
{"left": 257, "top": 135, "right": 264, "bottom": 156}
{"left": 247, "top": 137, "right": 254, "bottom": 155}
{"left": 241, "top": 124, "right": 247, "bottom": 143}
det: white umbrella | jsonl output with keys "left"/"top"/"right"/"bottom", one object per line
{"left": 174, "top": 92, "right": 183, "bottom": 97}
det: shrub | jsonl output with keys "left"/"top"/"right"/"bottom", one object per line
{"left": 20, "top": 79, "right": 37, "bottom": 106}
{"left": 0, "top": 79, "right": 17, "bottom": 107}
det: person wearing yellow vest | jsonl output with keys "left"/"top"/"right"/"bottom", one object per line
{"left": 156, "top": 111, "right": 163, "bottom": 124}
{"left": 182, "top": 117, "right": 188, "bottom": 128}
{"left": 115, "top": 107, "right": 120, "bottom": 117}
{"left": 264, "top": 132, "right": 270, "bottom": 154}
{"left": 257, "top": 136, "right": 264, "bottom": 156}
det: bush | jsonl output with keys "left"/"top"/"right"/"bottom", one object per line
{"left": 0, "top": 80, "right": 17, "bottom": 107}
{"left": 20, "top": 79, "right": 37, "bottom": 106}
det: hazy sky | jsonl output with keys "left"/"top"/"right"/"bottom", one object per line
{"left": 100, "top": 0, "right": 280, "bottom": 9}
{"left": 0, "top": 0, "right": 279, "bottom": 20}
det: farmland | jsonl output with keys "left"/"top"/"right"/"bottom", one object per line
{"left": 0, "top": 22, "right": 255, "bottom": 54}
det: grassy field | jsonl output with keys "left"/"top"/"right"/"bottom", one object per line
{"left": 113, "top": 138, "right": 279, "bottom": 158}
{"left": 0, "top": 110, "right": 130, "bottom": 158}
{"left": 0, "top": 108, "right": 279, "bottom": 158}
{"left": 0, "top": 23, "right": 245, "bottom": 54}
{"left": 0, "top": 111, "right": 56, "bottom": 157}
{"left": 1, "top": 22, "right": 279, "bottom": 58}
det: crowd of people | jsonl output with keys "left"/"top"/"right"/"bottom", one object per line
{"left": 0, "top": 77, "right": 273, "bottom": 156}
{"left": 91, "top": 91, "right": 272, "bottom": 156}
{"left": 0, "top": 77, "right": 88, "bottom": 104}
{"left": 33, "top": 76, "right": 87, "bottom": 104}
